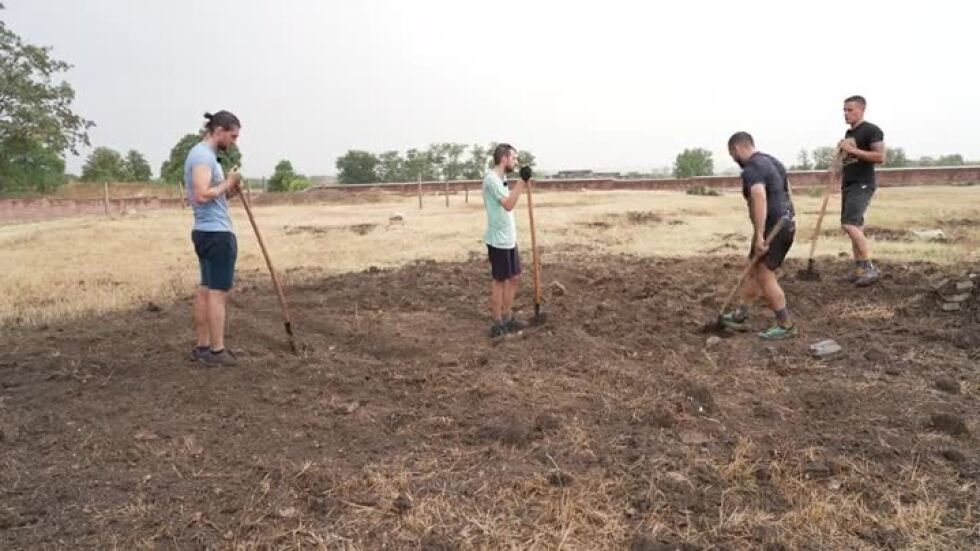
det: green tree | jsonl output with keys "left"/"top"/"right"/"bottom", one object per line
{"left": 336, "top": 150, "right": 380, "bottom": 184}
{"left": 159, "top": 133, "right": 240, "bottom": 183}
{"left": 440, "top": 143, "right": 468, "bottom": 181}
{"left": 81, "top": 147, "right": 129, "bottom": 182}
{"left": 215, "top": 145, "right": 241, "bottom": 175}
{"left": 377, "top": 150, "right": 405, "bottom": 182}
{"left": 673, "top": 148, "right": 713, "bottom": 178}
{"left": 0, "top": 5, "right": 92, "bottom": 193}
{"left": 404, "top": 148, "right": 438, "bottom": 181}
{"left": 268, "top": 160, "right": 297, "bottom": 192}
{"left": 288, "top": 177, "right": 312, "bottom": 192}
{"left": 884, "top": 147, "right": 908, "bottom": 168}
{"left": 936, "top": 154, "right": 964, "bottom": 166}
{"left": 792, "top": 149, "right": 813, "bottom": 170}
{"left": 518, "top": 149, "right": 537, "bottom": 169}
{"left": 463, "top": 144, "right": 487, "bottom": 179}
{"left": 812, "top": 146, "right": 837, "bottom": 170}
{"left": 160, "top": 134, "right": 199, "bottom": 183}
{"left": 0, "top": 137, "right": 65, "bottom": 193}
{"left": 125, "top": 149, "right": 152, "bottom": 181}
{"left": 917, "top": 156, "right": 935, "bottom": 167}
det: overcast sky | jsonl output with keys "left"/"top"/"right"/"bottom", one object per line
{"left": 6, "top": 0, "right": 978, "bottom": 177}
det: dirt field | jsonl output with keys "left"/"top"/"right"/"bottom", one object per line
{"left": 1, "top": 187, "right": 979, "bottom": 549}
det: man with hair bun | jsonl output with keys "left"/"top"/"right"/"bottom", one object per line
{"left": 185, "top": 110, "right": 242, "bottom": 366}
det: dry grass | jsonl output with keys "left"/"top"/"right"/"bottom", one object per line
{"left": 1, "top": 185, "right": 978, "bottom": 326}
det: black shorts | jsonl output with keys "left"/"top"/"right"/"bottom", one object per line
{"left": 841, "top": 183, "right": 875, "bottom": 226}
{"left": 192, "top": 230, "right": 237, "bottom": 291}
{"left": 750, "top": 221, "right": 795, "bottom": 271}
{"left": 487, "top": 245, "right": 522, "bottom": 282}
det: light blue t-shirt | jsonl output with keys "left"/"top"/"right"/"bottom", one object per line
{"left": 482, "top": 170, "right": 516, "bottom": 249}
{"left": 184, "top": 142, "right": 232, "bottom": 232}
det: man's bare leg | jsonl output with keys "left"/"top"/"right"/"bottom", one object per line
{"left": 194, "top": 287, "right": 210, "bottom": 348}
{"left": 756, "top": 264, "right": 790, "bottom": 326}
{"left": 207, "top": 289, "right": 228, "bottom": 351}
{"left": 503, "top": 275, "right": 521, "bottom": 319}
{"left": 843, "top": 224, "right": 872, "bottom": 261}
{"left": 490, "top": 280, "right": 505, "bottom": 324}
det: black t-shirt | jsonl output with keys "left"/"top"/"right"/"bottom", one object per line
{"left": 842, "top": 121, "right": 884, "bottom": 187}
{"left": 741, "top": 152, "right": 795, "bottom": 232}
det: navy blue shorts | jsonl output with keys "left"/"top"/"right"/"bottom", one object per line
{"left": 192, "top": 231, "right": 237, "bottom": 291}
{"left": 487, "top": 245, "right": 522, "bottom": 282}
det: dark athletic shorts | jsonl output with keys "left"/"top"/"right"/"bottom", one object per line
{"left": 750, "top": 221, "right": 795, "bottom": 271}
{"left": 841, "top": 183, "right": 875, "bottom": 226}
{"left": 487, "top": 245, "right": 522, "bottom": 282}
{"left": 192, "top": 230, "right": 237, "bottom": 291}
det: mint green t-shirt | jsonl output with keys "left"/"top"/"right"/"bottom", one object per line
{"left": 482, "top": 170, "right": 516, "bottom": 249}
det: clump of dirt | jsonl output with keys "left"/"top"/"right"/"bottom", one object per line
{"left": 930, "top": 413, "right": 970, "bottom": 437}
{"left": 624, "top": 211, "right": 663, "bottom": 225}
{"left": 284, "top": 222, "right": 379, "bottom": 236}
{"left": 348, "top": 223, "right": 378, "bottom": 235}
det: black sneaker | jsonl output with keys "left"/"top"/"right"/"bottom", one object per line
{"left": 201, "top": 348, "right": 238, "bottom": 367}
{"left": 505, "top": 317, "right": 527, "bottom": 333}
{"left": 189, "top": 346, "right": 210, "bottom": 362}
{"left": 489, "top": 323, "right": 507, "bottom": 339}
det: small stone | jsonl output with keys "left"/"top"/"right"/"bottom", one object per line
{"left": 550, "top": 280, "right": 567, "bottom": 297}
{"left": 276, "top": 506, "right": 298, "bottom": 519}
{"left": 940, "top": 292, "right": 972, "bottom": 303}
{"left": 940, "top": 302, "right": 962, "bottom": 312}
{"left": 931, "top": 278, "right": 951, "bottom": 291}
{"left": 912, "top": 229, "right": 947, "bottom": 241}
{"left": 935, "top": 377, "right": 961, "bottom": 394}
{"left": 955, "top": 280, "right": 975, "bottom": 292}
{"left": 705, "top": 336, "right": 722, "bottom": 348}
{"left": 809, "top": 339, "right": 842, "bottom": 358}
{"left": 804, "top": 461, "right": 833, "bottom": 479}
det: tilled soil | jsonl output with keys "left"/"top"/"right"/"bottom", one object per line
{"left": 1, "top": 256, "right": 977, "bottom": 549}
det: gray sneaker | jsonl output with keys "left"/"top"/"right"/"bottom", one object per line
{"left": 855, "top": 266, "right": 880, "bottom": 287}
{"left": 189, "top": 346, "right": 210, "bottom": 361}
{"left": 505, "top": 317, "right": 527, "bottom": 333}
{"left": 489, "top": 323, "right": 507, "bottom": 339}
{"left": 201, "top": 349, "right": 238, "bottom": 367}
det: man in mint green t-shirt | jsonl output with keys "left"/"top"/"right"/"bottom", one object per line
{"left": 482, "top": 143, "right": 528, "bottom": 338}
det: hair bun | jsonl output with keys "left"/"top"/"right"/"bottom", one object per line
{"left": 203, "top": 112, "right": 214, "bottom": 120}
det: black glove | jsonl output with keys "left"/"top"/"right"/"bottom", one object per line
{"left": 519, "top": 166, "right": 532, "bottom": 182}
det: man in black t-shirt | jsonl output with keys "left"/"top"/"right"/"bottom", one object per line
{"left": 721, "top": 132, "right": 798, "bottom": 340}
{"left": 839, "top": 95, "right": 885, "bottom": 287}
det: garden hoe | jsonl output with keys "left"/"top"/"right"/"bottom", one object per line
{"left": 797, "top": 148, "right": 847, "bottom": 281}
{"left": 703, "top": 218, "right": 786, "bottom": 335}
{"left": 236, "top": 171, "right": 299, "bottom": 354}
{"left": 521, "top": 165, "right": 547, "bottom": 326}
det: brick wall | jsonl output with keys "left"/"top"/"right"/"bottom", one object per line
{"left": 2, "top": 166, "right": 978, "bottom": 222}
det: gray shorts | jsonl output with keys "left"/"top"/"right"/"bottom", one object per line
{"left": 841, "top": 183, "right": 875, "bottom": 226}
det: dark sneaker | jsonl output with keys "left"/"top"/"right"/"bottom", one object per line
{"left": 189, "top": 346, "right": 210, "bottom": 361}
{"left": 721, "top": 312, "right": 750, "bottom": 332}
{"left": 505, "top": 317, "right": 527, "bottom": 333}
{"left": 489, "top": 323, "right": 507, "bottom": 339}
{"left": 855, "top": 266, "right": 880, "bottom": 287}
{"left": 201, "top": 349, "right": 238, "bottom": 367}
{"left": 758, "top": 324, "right": 798, "bottom": 340}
